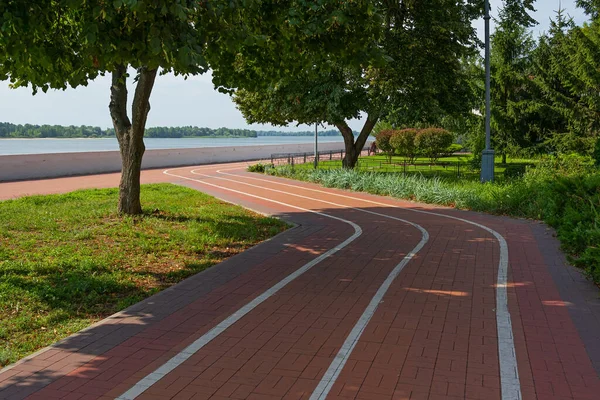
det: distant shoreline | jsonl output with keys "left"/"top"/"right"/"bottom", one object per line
{"left": 0, "top": 136, "right": 255, "bottom": 140}
{"left": 0, "top": 134, "right": 350, "bottom": 140}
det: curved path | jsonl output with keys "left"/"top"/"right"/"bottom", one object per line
{"left": 0, "top": 162, "right": 599, "bottom": 400}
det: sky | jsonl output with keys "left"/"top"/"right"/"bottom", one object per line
{"left": 0, "top": 0, "right": 589, "bottom": 132}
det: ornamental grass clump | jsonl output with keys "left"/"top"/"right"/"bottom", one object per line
{"left": 264, "top": 156, "right": 600, "bottom": 282}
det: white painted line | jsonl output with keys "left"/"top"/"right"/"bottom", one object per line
{"left": 310, "top": 221, "right": 428, "bottom": 400}
{"left": 192, "top": 168, "right": 427, "bottom": 234}
{"left": 116, "top": 169, "right": 363, "bottom": 400}
{"left": 218, "top": 168, "right": 521, "bottom": 400}
{"left": 187, "top": 169, "right": 429, "bottom": 399}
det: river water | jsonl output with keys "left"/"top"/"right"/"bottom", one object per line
{"left": 0, "top": 136, "right": 347, "bottom": 156}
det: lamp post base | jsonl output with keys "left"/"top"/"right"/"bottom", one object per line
{"left": 481, "top": 149, "right": 495, "bottom": 183}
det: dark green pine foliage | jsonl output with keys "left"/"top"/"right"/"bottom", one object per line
{"left": 490, "top": 0, "right": 538, "bottom": 163}
{"left": 531, "top": 9, "right": 580, "bottom": 153}
{"left": 560, "top": 19, "right": 600, "bottom": 153}
{"left": 576, "top": 0, "right": 600, "bottom": 18}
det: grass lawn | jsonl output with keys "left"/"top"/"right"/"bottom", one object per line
{"left": 0, "top": 184, "right": 287, "bottom": 367}
{"left": 265, "top": 156, "right": 600, "bottom": 284}
{"left": 288, "top": 154, "right": 536, "bottom": 181}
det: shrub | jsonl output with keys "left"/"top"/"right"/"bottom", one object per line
{"left": 415, "top": 128, "right": 454, "bottom": 163}
{"left": 389, "top": 129, "right": 419, "bottom": 163}
{"left": 503, "top": 164, "right": 527, "bottom": 179}
{"left": 247, "top": 163, "right": 272, "bottom": 173}
{"left": 594, "top": 136, "right": 600, "bottom": 166}
{"left": 269, "top": 165, "right": 600, "bottom": 284}
{"left": 375, "top": 130, "right": 395, "bottom": 162}
{"left": 530, "top": 153, "right": 595, "bottom": 177}
{"left": 442, "top": 143, "right": 464, "bottom": 157}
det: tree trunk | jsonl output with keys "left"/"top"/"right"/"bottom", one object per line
{"left": 336, "top": 115, "right": 379, "bottom": 169}
{"left": 109, "top": 65, "right": 158, "bottom": 215}
{"left": 502, "top": 153, "right": 507, "bottom": 164}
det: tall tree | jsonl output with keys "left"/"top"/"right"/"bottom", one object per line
{"left": 0, "top": 1, "right": 223, "bottom": 214}
{"left": 213, "top": 0, "right": 481, "bottom": 168}
{"left": 490, "top": 0, "right": 538, "bottom": 163}
{"left": 532, "top": 9, "right": 585, "bottom": 153}
{"left": 577, "top": 0, "right": 600, "bottom": 18}
{"left": 561, "top": 19, "right": 600, "bottom": 151}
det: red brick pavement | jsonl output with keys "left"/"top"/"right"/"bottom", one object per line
{"left": 0, "top": 162, "right": 598, "bottom": 400}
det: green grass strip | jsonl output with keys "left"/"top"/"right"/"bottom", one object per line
{"left": 267, "top": 165, "right": 600, "bottom": 285}
{"left": 0, "top": 184, "right": 287, "bottom": 366}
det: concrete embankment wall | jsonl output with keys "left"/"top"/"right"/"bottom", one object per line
{"left": 0, "top": 142, "right": 350, "bottom": 182}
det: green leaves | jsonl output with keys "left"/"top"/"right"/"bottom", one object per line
{"left": 219, "top": 0, "right": 480, "bottom": 139}
{"left": 0, "top": 0, "right": 213, "bottom": 91}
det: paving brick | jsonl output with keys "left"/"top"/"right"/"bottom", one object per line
{"left": 0, "top": 163, "right": 599, "bottom": 399}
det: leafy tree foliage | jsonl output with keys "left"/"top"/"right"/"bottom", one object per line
{"left": 219, "top": 0, "right": 481, "bottom": 168}
{"left": 0, "top": 1, "right": 222, "bottom": 214}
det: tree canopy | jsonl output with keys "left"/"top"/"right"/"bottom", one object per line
{"left": 0, "top": 1, "right": 229, "bottom": 213}
{"left": 490, "top": 0, "right": 538, "bottom": 162}
{"left": 213, "top": 0, "right": 482, "bottom": 167}
{"left": 0, "top": 1, "right": 210, "bottom": 91}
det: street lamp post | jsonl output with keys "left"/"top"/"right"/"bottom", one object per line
{"left": 314, "top": 123, "right": 318, "bottom": 169}
{"left": 481, "top": 0, "right": 495, "bottom": 182}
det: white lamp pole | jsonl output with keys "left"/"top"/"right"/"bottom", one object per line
{"left": 481, "top": 0, "right": 495, "bottom": 182}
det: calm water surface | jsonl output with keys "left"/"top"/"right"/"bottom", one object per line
{"left": 0, "top": 136, "right": 347, "bottom": 156}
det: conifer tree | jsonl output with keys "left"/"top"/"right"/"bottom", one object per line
{"left": 531, "top": 8, "right": 577, "bottom": 152}
{"left": 490, "top": 0, "right": 537, "bottom": 162}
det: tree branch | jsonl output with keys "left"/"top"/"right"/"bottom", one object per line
{"left": 355, "top": 114, "right": 379, "bottom": 151}
{"left": 109, "top": 64, "right": 131, "bottom": 135}
{"left": 132, "top": 67, "right": 158, "bottom": 134}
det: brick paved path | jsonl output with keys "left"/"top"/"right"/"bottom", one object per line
{"left": 1, "top": 162, "right": 599, "bottom": 400}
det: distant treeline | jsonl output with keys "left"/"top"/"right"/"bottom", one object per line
{"left": 257, "top": 129, "right": 345, "bottom": 136}
{"left": 0, "top": 123, "right": 351, "bottom": 139}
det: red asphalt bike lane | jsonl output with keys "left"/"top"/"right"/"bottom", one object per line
{"left": 0, "top": 162, "right": 599, "bottom": 400}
